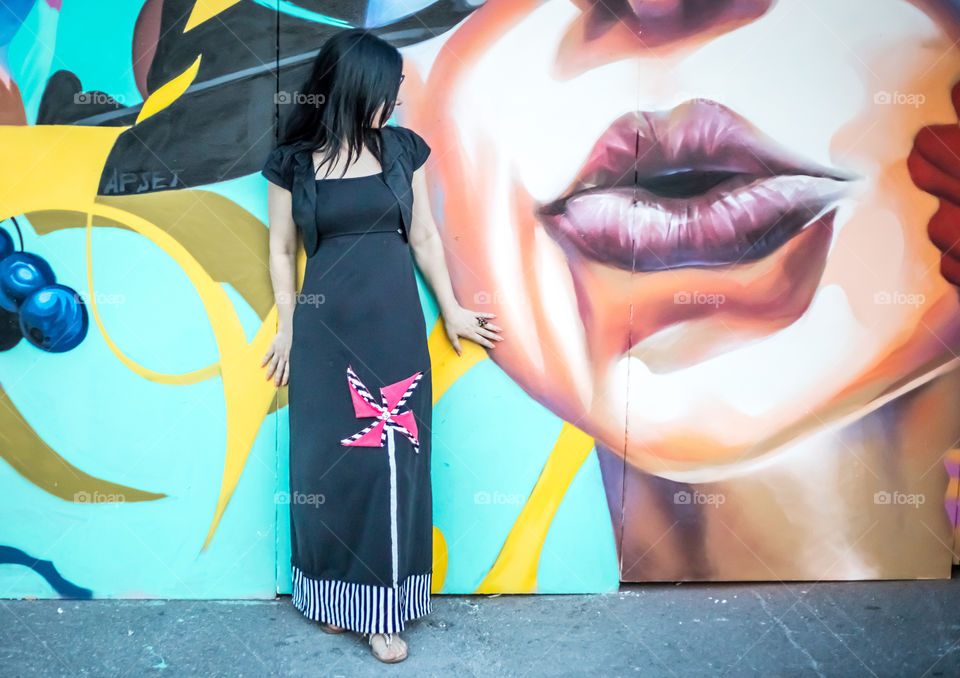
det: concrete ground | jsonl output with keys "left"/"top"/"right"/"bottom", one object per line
{"left": 2, "top": 573, "right": 959, "bottom": 678}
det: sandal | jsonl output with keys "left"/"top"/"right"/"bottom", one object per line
{"left": 364, "top": 632, "right": 408, "bottom": 663}
{"left": 319, "top": 622, "right": 346, "bottom": 634}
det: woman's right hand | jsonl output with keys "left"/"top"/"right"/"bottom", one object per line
{"left": 262, "top": 329, "right": 292, "bottom": 386}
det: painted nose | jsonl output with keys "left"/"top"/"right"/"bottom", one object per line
{"left": 584, "top": 0, "right": 775, "bottom": 47}
{"left": 626, "top": 0, "right": 684, "bottom": 17}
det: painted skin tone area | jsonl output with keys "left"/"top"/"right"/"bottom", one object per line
{"left": 410, "top": 0, "right": 960, "bottom": 477}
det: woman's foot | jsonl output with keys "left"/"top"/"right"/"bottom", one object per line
{"left": 366, "top": 632, "right": 408, "bottom": 663}
{"left": 319, "top": 622, "right": 346, "bottom": 634}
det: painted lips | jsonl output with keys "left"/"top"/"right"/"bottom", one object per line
{"left": 537, "top": 100, "right": 857, "bottom": 271}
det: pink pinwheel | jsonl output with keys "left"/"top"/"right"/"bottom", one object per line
{"left": 340, "top": 365, "right": 423, "bottom": 451}
{"left": 339, "top": 364, "right": 425, "bottom": 588}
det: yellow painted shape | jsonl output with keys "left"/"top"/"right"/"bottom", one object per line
{"left": 0, "top": 126, "right": 122, "bottom": 215}
{"left": 30, "top": 198, "right": 278, "bottom": 322}
{"left": 474, "top": 422, "right": 595, "bottom": 593}
{"left": 86, "top": 234, "right": 220, "bottom": 386}
{"left": 184, "top": 0, "right": 244, "bottom": 33}
{"left": 86, "top": 207, "right": 280, "bottom": 550}
{"left": 136, "top": 55, "right": 202, "bottom": 124}
{"left": 1, "top": 85, "right": 279, "bottom": 550}
{"left": 0, "top": 386, "right": 167, "bottom": 503}
{"left": 427, "top": 317, "right": 487, "bottom": 405}
{"left": 82, "top": 214, "right": 218, "bottom": 385}
{"left": 431, "top": 526, "right": 448, "bottom": 593}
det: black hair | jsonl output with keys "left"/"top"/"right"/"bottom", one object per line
{"left": 278, "top": 28, "right": 403, "bottom": 179}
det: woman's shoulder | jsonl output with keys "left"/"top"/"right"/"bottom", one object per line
{"left": 383, "top": 124, "right": 425, "bottom": 144}
{"left": 262, "top": 141, "right": 310, "bottom": 189}
{"left": 383, "top": 125, "right": 431, "bottom": 169}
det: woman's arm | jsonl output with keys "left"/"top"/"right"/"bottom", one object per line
{"left": 407, "top": 167, "right": 503, "bottom": 355}
{"left": 261, "top": 181, "right": 298, "bottom": 385}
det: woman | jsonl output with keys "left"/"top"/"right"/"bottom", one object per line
{"left": 259, "top": 29, "right": 503, "bottom": 663}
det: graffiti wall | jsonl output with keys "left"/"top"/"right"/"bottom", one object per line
{"left": 2, "top": 0, "right": 959, "bottom": 599}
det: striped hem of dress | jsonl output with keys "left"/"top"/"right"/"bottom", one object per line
{"left": 291, "top": 564, "right": 432, "bottom": 634}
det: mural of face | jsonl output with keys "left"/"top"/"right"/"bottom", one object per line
{"left": 419, "top": 0, "right": 960, "bottom": 476}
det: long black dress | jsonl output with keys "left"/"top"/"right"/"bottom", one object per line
{"left": 261, "top": 129, "right": 433, "bottom": 634}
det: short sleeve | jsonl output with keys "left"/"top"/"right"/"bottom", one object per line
{"left": 403, "top": 128, "right": 431, "bottom": 170}
{"left": 261, "top": 145, "right": 293, "bottom": 190}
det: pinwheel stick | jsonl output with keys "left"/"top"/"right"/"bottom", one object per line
{"left": 387, "top": 426, "right": 399, "bottom": 589}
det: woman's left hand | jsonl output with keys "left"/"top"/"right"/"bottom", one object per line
{"left": 442, "top": 305, "right": 503, "bottom": 355}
